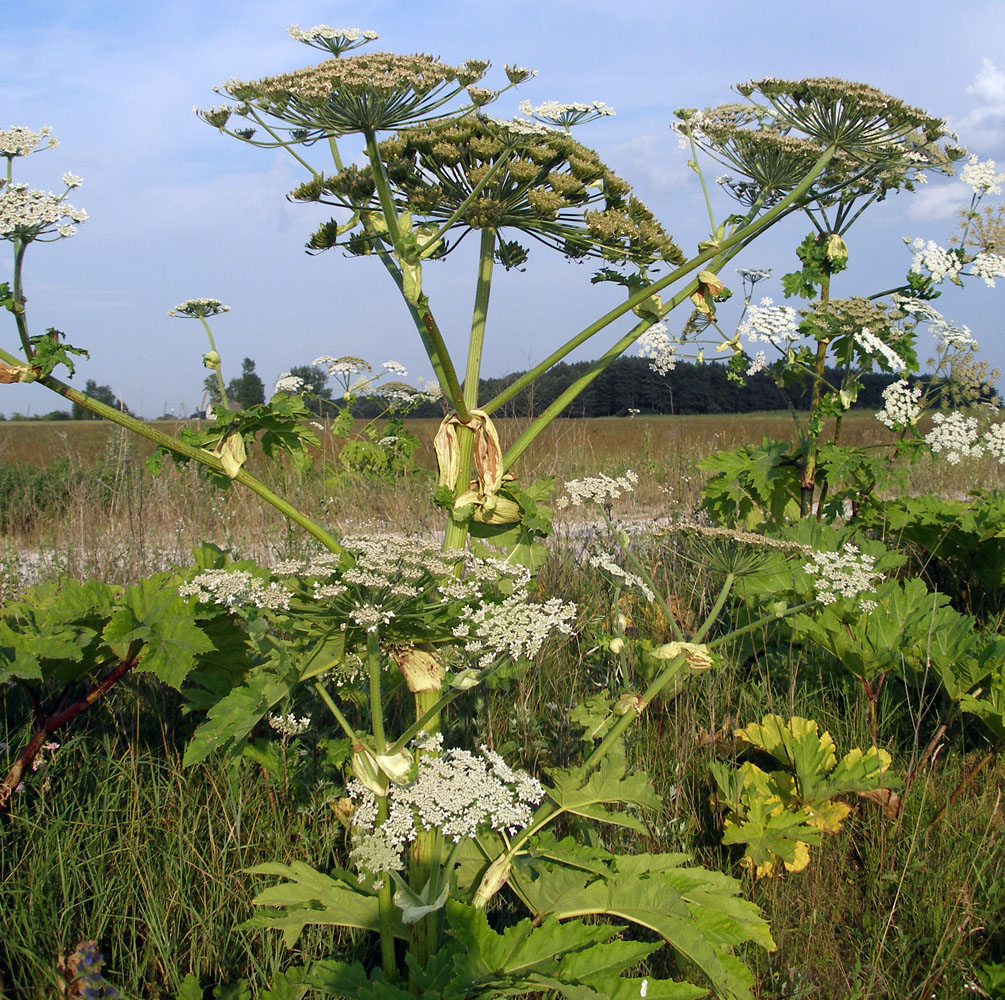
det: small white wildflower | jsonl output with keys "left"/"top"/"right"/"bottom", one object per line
{"left": 925, "top": 411, "right": 983, "bottom": 464}
{"left": 876, "top": 380, "right": 922, "bottom": 430}
{"left": 736, "top": 267, "right": 772, "bottom": 283}
{"left": 746, "top": 350, "right": 768, "bottom": 376}
{"left": 517, "top": 100, "right": 615, "bottom": 127}
{"left": 454, "top": 594, "right": 576, "bottom": 668}
{"left": 587, "top": 552, "right": 655, "bottom": 601}
{"left": 0, "top": 184, "right": 87, "bottom": 241}
{"left": 178, "top": 569, "right": 291, "bottom": 611}
{"left": 381, "top": 360, "right": 408, "bottom": 376}
{"left": 60, "top": 172, "right": 82, "bottom": 189}
{"left": 0, "top": 126, "right": 57, "bottom": 157}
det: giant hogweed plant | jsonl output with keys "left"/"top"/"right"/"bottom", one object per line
{"left": 0, "top": 27, "right": 968, "bottom": 999}
{"left": 683, "top": 129, "right": 1005, "bottom": 526}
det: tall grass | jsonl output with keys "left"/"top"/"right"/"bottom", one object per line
{"left": 2, "top": 415, "right": 1004, "bottom": 997}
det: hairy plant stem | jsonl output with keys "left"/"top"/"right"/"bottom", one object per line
{"left": 483, "top": 143, "right": 838, "bottom": 419}
{"left": 199, "top": 316, "right": 229, "bottom": 407}
{"left": 0, "top": 344, "right": 343, "bottom": 553}
{"left": 442, "top": 228, "right": 496, "bottom": 554}
{"left": 801, "top": 270, "right": 832, "bottom": 517}
{"left": 0, "top": 645, "right": 141, "bottom": 811}
{"left": 366, "top": 629, "right": 397, "bottom": 978}
{"left": 409, "top": 687, "right": 443, "bottom": 972}
{"left": 599, "top": 506, "right": 685, "bottom": 642}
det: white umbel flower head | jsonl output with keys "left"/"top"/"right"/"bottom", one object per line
{"left": 959, "top": 155, "right": 1005, "bottom": 196}
{"left": 876, "top": 380, "right": 922, "bottom": 430}
{"left": 925, "top": 411, "right": 983, "bottom": 464}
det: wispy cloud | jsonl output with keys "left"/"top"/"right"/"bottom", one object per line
{"left": 958, "top": 58, "right": 1005, "bottom": 149}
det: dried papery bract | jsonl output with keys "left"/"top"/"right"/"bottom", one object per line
{"left": 213, "top": 53, "right": 491, "bottom": 138}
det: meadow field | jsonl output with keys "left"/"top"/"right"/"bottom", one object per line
{"left": 1, "top": 413, "right": 1004, "bottom": 999}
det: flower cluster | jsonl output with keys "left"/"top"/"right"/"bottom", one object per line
{"left": 287, "top": 24, "right": 379, "bottom": 56}
{"left": 637, "top": 324, "right": 678, "bottom": 376}
{"left": 908, "top": 238, "right": 963, "bottom": 284}
{"left": 179, "top": 569, "right": 292, "bottom": 611}
{"left": 0, "top": 126, "right": 57, "bottom": 158}
{"left": 587, "top": 552, "right": 655, "bottom": 601}
{"left": 738, "top": 298, "right": 801, "bottom": 347}
{"left": 736, "top": 267, "right": 772, "bottom": 284}
{"left": 876, "top": 379, "right": 923, "bottom": 429}
{"left": 970, "top": 252, "right": 1005, "bottom": 288}
{"left": 855, "top": 327, "right": 905, "bottom": 372}
{"left": 168, "top": 298, "right": 230, "bottom": 318}
{"left": 895, "top": 297, "right": 977, "bottom": 350}
{"left": 746, "top": 351, "right": 768, "bottom": 375}
{"left": 347, "top": 740, "right": 543, "bottom": 875}
{"left": 268, "top": 712, "right": 311, "bottom": 737}
{"left": 803, "top": 545, "right": 882, "bottom": 609}
{"left": 0, "top": 182, "right": 87, "bottom": 241}
{"left": 274, "top": 373, "right": 311, "bottom": 394}
{"left": 556, "top": 470, "right": 639, "bottom": 509}
{"left": 453, "top": 593, "right": 576, "bottom": 668}
{"left": 517, "top": 100, "right": 615, "bottom": 128}
{"left": 959, "top": 155, "right": 1005, "bottom": 196}
{"left": 924, "top": 411, "right": 983, "bottom": 464}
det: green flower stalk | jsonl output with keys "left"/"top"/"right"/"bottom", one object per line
{"left": 168, "top": 297, "right": 231, "bottom": 408}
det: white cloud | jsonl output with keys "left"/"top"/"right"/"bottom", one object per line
{"left": 958, "top": 58, "right": 1005, "bottom": 149}
{"left": 906, "top": 182, "right": 969, "bottom": 222}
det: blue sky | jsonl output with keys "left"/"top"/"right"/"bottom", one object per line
{"left": 4, "top": 0, "right": 1005, "bottom": 417}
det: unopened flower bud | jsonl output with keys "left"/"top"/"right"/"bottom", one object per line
{"left": 203, "top": 351, "right": 221, "bottom": 369}
{"left": 609, "top": 637, "right": 625, "bottom": 654}
{"left": 616, "top": 613, "right": 629, "bottom": 630}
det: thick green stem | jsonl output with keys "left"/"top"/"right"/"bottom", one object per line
{"left": 367, "top": 631, "right": 387, "bottom": 753}
{"left": 313, "top": 681, "right": 360, "bottom": 744}
{"left": 11, "top": 242, "right": 32, "bottom": 357}
{"left": 200, "top": 316, "right": 229, "bottom": 408}
{"left": 365, "top": 630, "right": 397, "bottom": 978}
{"left": 409, "top": 687, "right": 443, "bottom": 971}
{"left": 691, "top": 573, "right": 736, "bottom": 645}
{"left": 484, "top": 144, "right": 838, "bottom": 417}
{"left": 600, "top": 506, "right": 685, "bottom": 642}
{"left": 442, "top": 229, "right": 496, "bottom": 553}
{"left": 465, "top": 228, "right": 495, "bottom": 407}
{"left": 0, "top": 349, "right": 342, "bottom": 554}
{"left": 365, "top": 129, "right": 406, "bottom": 255}
{"left": 801, "top": 271, "right": 832, "bottom": 517}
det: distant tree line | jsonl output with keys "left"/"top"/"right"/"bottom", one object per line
{"left": 352, "top": 357, "right": 959, "bottom": 419}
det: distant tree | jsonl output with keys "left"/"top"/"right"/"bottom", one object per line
{"left": 72, "top": 379, "right": 133, "bottom": 419}
{"left": 203, "top": 373, "right": 223, "bottom": 407}
{"left": 227, "top": 357, "right": 266, "bottom": 409}
{"left": 42, "top": 410, "right": 72, "bottom": 421}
